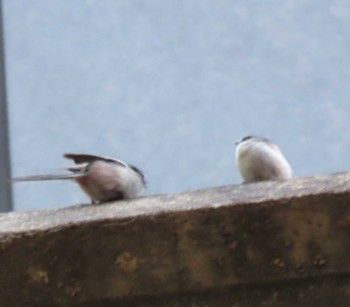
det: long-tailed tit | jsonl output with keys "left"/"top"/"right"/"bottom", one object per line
{"left": 235, "top": 136, "right": 292, "bottom": 183}
{"left": 13, "top": 153, "right": 146, "bottom": 203}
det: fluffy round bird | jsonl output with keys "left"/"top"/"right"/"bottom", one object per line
{"left": 235, "top": 136, "right": 292, "bottom": 183}
{"left": 13, "top": 153, "right": 146, "bottom": 203}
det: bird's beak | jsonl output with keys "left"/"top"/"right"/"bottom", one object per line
{"left": 234, "top": 141, "right": 239, "bottom": 146}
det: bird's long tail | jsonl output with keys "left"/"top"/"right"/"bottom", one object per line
{"left": 12, "top": 173, "right": 84, "bottom": 182}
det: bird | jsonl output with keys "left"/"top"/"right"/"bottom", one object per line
{"left": 235, "top": 135, "right": 292, "bottom": 183}
{"left": 12, "top": 153, "right": 146, "bottom": 203}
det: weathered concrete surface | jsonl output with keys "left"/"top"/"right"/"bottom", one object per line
{"left": 81, "top": 275, "right": 350, "bottom": 307}
{"left": 1, "top": 173, "right": 350, "bottom": 306}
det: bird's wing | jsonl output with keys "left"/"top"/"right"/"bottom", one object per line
{"left": 64, "top": 153, "right": 128, "bottom": 167}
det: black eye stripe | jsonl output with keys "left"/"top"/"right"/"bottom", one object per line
{"left": 241, "top": 136, "right": 254, "bottom": 142}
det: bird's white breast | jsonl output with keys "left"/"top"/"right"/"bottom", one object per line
{"left": 236, "top": 140, "right": 292, "bottom": 183}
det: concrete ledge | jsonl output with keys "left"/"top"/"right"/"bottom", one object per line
{"left": 1, "top": 173, "right": 350, "bottom": 306}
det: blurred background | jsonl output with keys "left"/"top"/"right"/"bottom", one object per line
{"left": 4, "top": 0, "right": 350, "bottom": 211}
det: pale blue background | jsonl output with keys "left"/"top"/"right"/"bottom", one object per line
{"left": 5, "top": 0, "right": 350, "bottom": 210}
